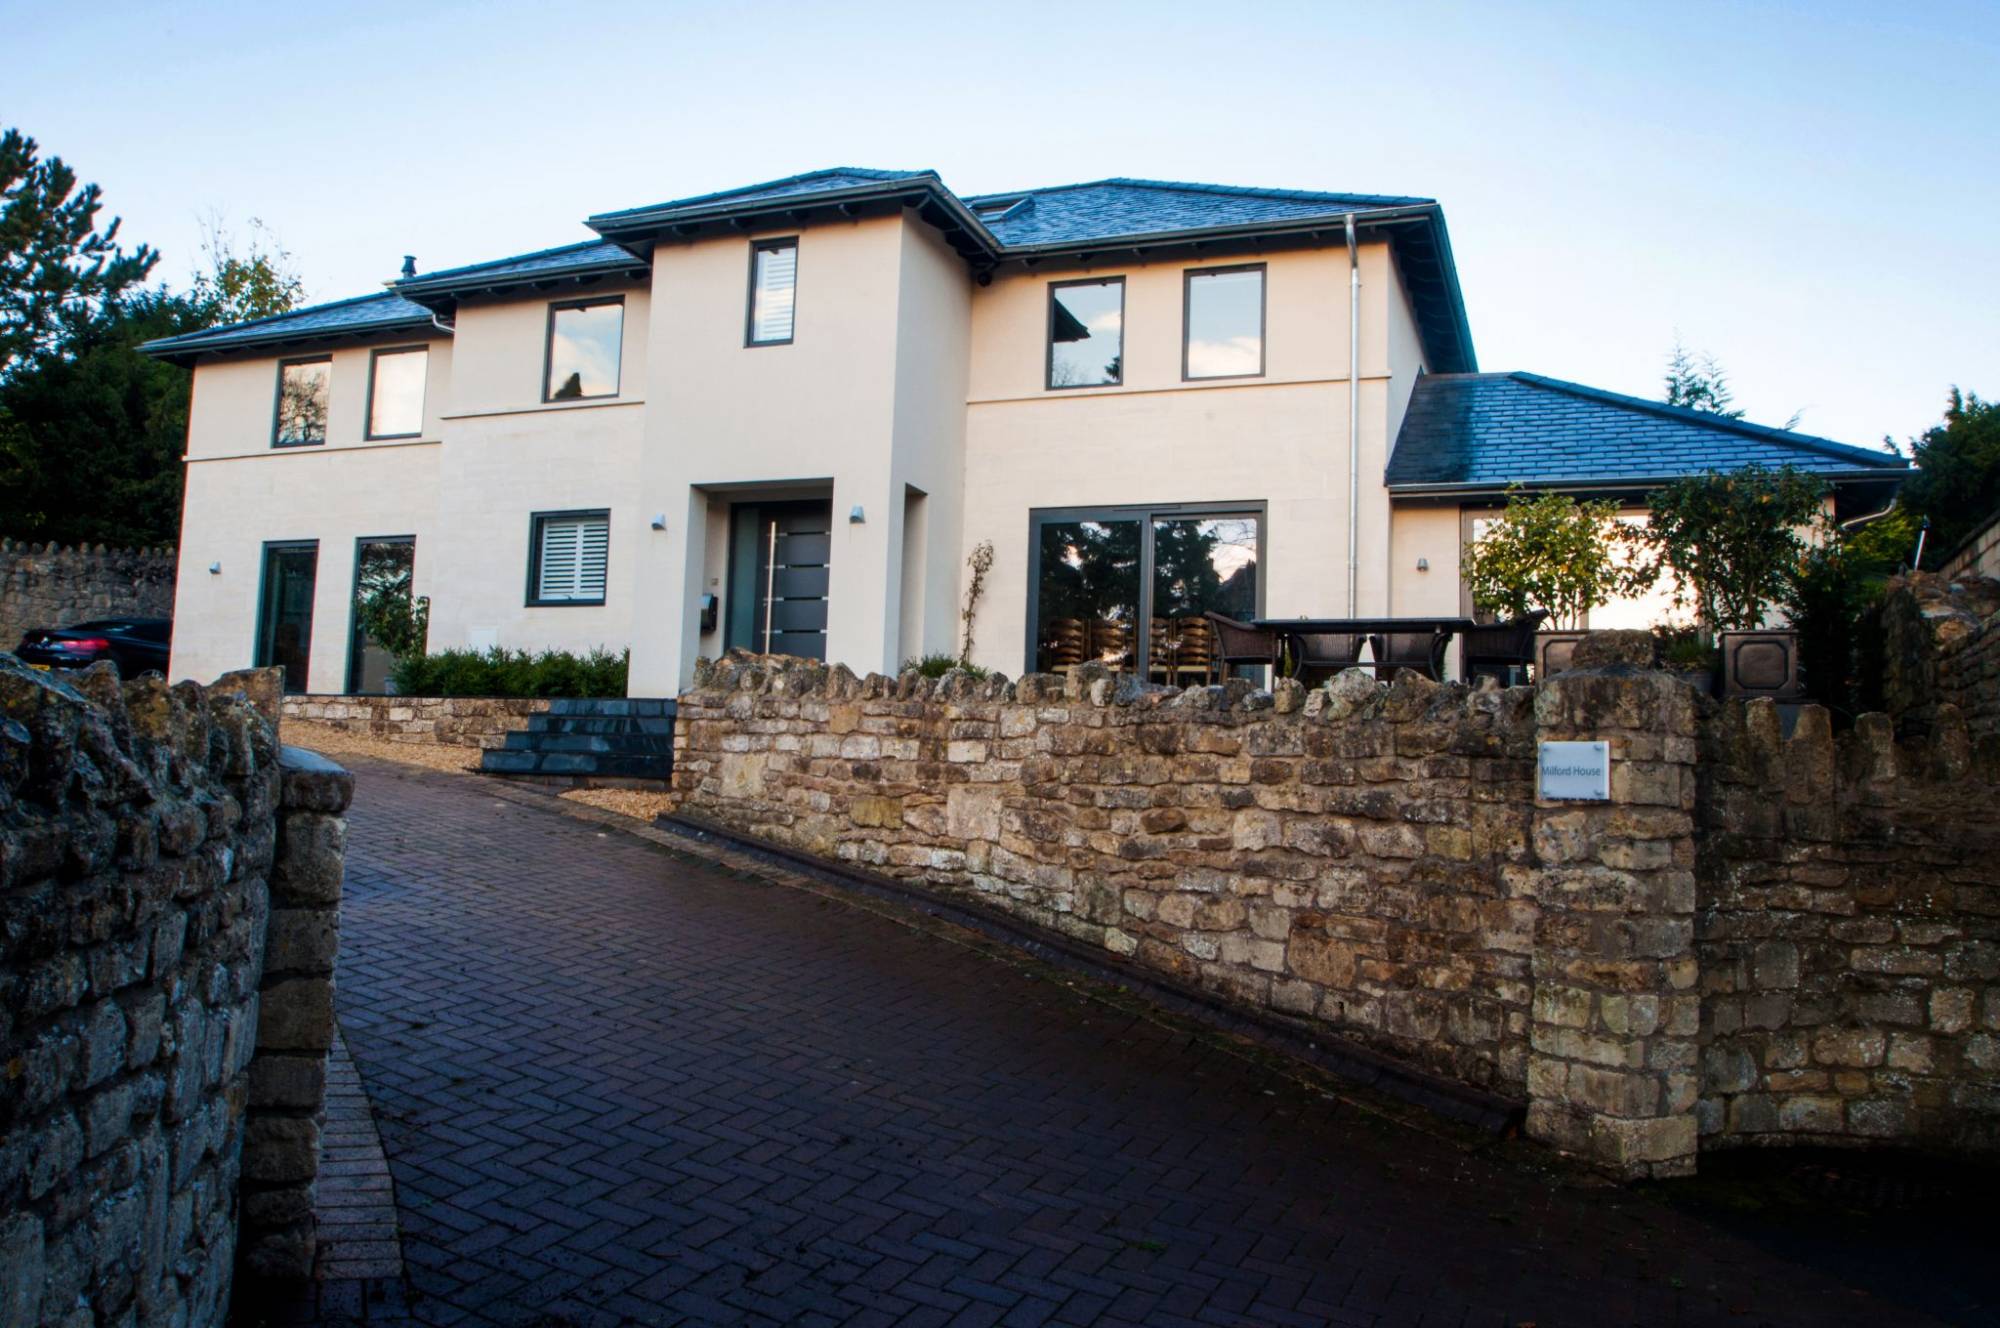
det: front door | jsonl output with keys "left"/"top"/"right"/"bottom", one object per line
{"left": 257, "top": 540, "right": 319, "bottom": 693}
{"left": 726, "top": 501, "right": 831, "bottom": 661}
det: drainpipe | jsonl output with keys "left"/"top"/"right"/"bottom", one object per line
{"left": 1345, "top": 215, "right": 1360, "bottom": 616}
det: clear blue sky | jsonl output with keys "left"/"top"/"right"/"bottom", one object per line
{"left": 13, "top": 0, "right": 1996, "bottom": 447}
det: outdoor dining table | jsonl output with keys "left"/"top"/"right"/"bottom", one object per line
{"left": 1251, "top": 615, "right": 1477, "bottom": 681}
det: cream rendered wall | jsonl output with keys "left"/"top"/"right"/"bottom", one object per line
{"left": 631, "top": 215, "right": 911, "bottom": 694}
{"left": 958, "top": 241, "right": 1403, "bottom": 677}
{"left": 424, "top": 285, "right": 649, "bottom": 659}
{"left": 172, "top": 335, "right": 453, "bottom": 688}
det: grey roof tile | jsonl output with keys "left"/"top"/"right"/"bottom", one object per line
{"left": 1386, "top": 372, "right": 1907, "bottom": 490}
{"left": 964, "top": 177, "right": 1432, "bottom": 248}
{"left": 138, "top": 291, "right": 431, "bottom": 359}
{"left": 399, "top": 240, "right": 636, "bottom": 287}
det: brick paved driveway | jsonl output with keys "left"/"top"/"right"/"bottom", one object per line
{"left": 327, "top": 757, "right": 1944, "bottom": 1328}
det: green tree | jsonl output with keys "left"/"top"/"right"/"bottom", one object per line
{"left": 1663, "top": 339, "right": 1743, "bottom": 419}
{"left": 1901, "top": 387, "right": 2000, "bottom": 563}
{"left": 1636, "top": 465, "right": 1827, "bottom": 636}
{"left": 1, "top": 127, "right": 157, "bottom": 378}
{"left": 190, "top": 213, "right": 305, "bottom": 325}
{"left": 1462, "top": 488, "right": 1652, "bottom": 629}
{"left": 1783, "top": 506, "right": 1918, "bottom": 717}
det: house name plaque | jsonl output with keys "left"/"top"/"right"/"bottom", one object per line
{"left": 1537, "top": 740, "right": 1611, "bottom": 801}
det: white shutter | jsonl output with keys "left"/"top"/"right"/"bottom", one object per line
{"left": 752, "top": 243, "right": 797, "bottom": 342}
{"left": 536, "top": 515, "right": 608, "bottom": 602}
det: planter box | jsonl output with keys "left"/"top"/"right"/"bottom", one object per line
{"left": 1535, "top": 631, "right": 1590, "bottom": 679}
{"left": 1719, "top": 630, "right": 1802, "bottom": 700}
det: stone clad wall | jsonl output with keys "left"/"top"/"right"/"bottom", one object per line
{"left": 1877, "top": 572, "right": 2000, "bottom": 742}
{"left": 0, "top": 540, "right": 176, "bottom": 649}
{"left": 281, "top": 694, "right": 549, "bottom": 749}
{"left": 1697, "top": 701, "right": 2000, "bottom": 1151}
{"left": 674, "top": 640, "right": 2000, "bottom": 1177}
{"left": 0, "top": 659, "right": 350, "bottom": 1325}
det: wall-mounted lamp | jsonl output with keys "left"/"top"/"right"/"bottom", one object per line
{"left": 208, "top": 561, "right": 222, "bottom": 575}
{"left": 1415, "top": 558, "right": 1430, "bottom": 573}
{"left": 849, "top": 505, "right": 866, "bottom": 524}
{"left": 649, "top": 513, "right": 667, "bottom": 531}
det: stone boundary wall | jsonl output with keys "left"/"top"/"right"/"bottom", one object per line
{"left": 0, "top": 539, "right": 176, "bottom": 650}
{"left": 1877, "top": 572, "right": 2000, "bottom": 742}
{"left": 673, "top": 640, "right": 2000, "bottom": 1177}
{"left": 1697, "top": 701, "right": 2000, "bottom": 1152}
{"left": 281, "top": 694, "right": 549, "bottom": 749}
{"left": 1938, "top": 511, "right": 2000, "bottom": 581}
{"left": 0, "top": 660, "right": 349, "bottom": 1325}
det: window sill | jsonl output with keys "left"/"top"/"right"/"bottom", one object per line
{"left": 525, "top": 599, "right": 607, "bottom": 609}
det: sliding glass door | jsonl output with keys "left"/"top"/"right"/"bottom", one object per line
{"left": 1028, "top": 504, "right": 1262, "bottom": 682}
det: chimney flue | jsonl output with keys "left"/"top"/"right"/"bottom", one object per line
{"left": 399, "top": 255, "right": 417, "bottom": 280}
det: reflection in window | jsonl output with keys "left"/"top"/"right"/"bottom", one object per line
{"left": 1034, "top": 519, "right": 1140, "bottom": 673}
{"left": 367, "top": 347, "right": 427, "bottom": 438}
{"left": 748, "top": 239, "right": 798, "bottom": 344}
{"left": 1184, "top": 266, "right": 1265, "bottom": 379}
{"left": 1047, "top": 279, "right": 1123, "bottom": 388}
{"left": 545, "top": 301, "right": 623, "bottom": 401}
{"left": 348, "top": 537, "right": 417, "bottom": 693}
{"left": 274, "top": 359, "right": 330, "bottom": 447}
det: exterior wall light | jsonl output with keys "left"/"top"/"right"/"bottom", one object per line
{"left": 1416, "top": 558, "right": 1430, "bottom": 572}
{"left": 650, "top": 514, "right": 667, "bottom": 531}
{"left": 849, "top": 505, "right": 866, "bottom": 524}
{"left": 209, "top": 561, "right": 222, "bottom": 575}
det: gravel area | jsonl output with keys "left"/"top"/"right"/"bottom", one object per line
{"left": 557, "top": 787, "right": 678, "bottom": 821}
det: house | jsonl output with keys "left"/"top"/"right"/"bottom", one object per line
{"left": 141, "top": 168, "right": 1907, "bottom": 695}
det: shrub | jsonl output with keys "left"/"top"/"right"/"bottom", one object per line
{"left": 1634, "top": 465, "right": 1827, "bottom": 636}
{"left": 1462, "top": 488, "right": 1654, "bottom": 629}
{"left": 903, "top": 652, "right": 990, "bottom": 680}
{"left": 390, "top": 646, "right": 629, "bottom": 698}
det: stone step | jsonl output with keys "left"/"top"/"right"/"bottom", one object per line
{"left": 479, "top": 746, "right": 672, "bottom": 780}
{"left": 543, "top": 698, "right": 676, "bottom": 718}
{"left": 527, "top": 714, "right": 675, "bottom": 737}
{"left": 501, "top": 731, "right": 673, "bottom": 755}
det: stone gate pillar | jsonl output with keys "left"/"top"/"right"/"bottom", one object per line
{"left": 1525, "top": 633, "right": 1701, "bottom": 1178}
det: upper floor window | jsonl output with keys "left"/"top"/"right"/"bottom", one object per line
{"left": 273, "top": 357, "right": 330, "bottom": 447}
{"left": 1047, "top": 278, "right": 1123, "bottom": 389}
{"left": 528, "top": 510, "right": 610, "bottom": 606}
{"left": 544, "top": 299, "right": 623, "bottom": 401}
{"left": 746, "top": 238, "right": 798, "bottom": 345}
{"left": 366, "top": 346, "right": 428, "bottom": 439}
{"left": 1183, "top": 265, "right": 1265, "bottom": 380}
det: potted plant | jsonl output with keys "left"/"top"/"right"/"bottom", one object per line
{"left": 1462, "top": 489, "right": 1656, "bottom": 679}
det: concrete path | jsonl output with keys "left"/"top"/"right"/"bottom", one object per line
{"left": 279, "top": 756, "right": 1958, "bottom": 1327}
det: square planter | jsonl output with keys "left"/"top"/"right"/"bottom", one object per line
{"left": 1719, "top": 629, "right": 1802, "bottom": 700}
{"left": 1535, "top": 631, "right": 1590, "bottom": 679}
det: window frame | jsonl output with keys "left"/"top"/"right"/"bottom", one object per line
{"left": 1181, "top": 262, "right": 1268, "bottom": 382}
{"left": 1045, "top": 276, "right": 1126, "bottom": 391}
{"left": 270, "top": 355, "right": 333, "bottom": 449}
{"left": 744, "top": 236, "right": 800, "bottom": 347}
{"left": 525, "top": 508, "right": 611, "bottom": 608}
{"left": 1023, "top": 499, "right": 1267, "bottom": 675}
{"left": 541, "top": 297, "right": 625, "bottom": 403}
{"left": 346, "top": 533, "right": 417, "bottom": 693}
{"left": 253, "top": 538, "right": 320, "bottom": 693}
{"left": 363, "top": 344, "right": 430, "bottom": 440}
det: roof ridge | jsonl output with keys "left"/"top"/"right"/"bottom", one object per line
{"left": 1507, "top": 371, "right": 1904, "bottom": 468}
{"left": 962, "top": 177, "right": 1432, "bottom": 206}
{"left": 399, "top": 238, "right": 618, "bottom": 284}
{"left": 590, "top": 167, "right": 934, "bottom": 222}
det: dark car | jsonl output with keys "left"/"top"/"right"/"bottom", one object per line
{"left": 15, "top": 617, "right": 172, "bottom": 677}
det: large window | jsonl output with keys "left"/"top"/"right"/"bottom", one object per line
{"left": 1046, "top": 278, "right": 1124, "bottom": 389}
{"left": 273, "top": 357, "right": 330, "bottom": 447}
{"left": 528, "top": 511, "right": 610, "bottom": 606}
{"left": 746, "top": 238, "right": 798, "bottom": 345}
{"left": 347, "top": 536, "right": 417, "bottom": 693}
{"left": 1028, "top": 504, "right": 1261, "bottom": 683}
{"left": 543, "top": 300, "right": 623, "bottom": 401}
{"left": 1183, "top": 265, "right": 1265, "bottom": 380}
{"left": 365, "top": 346, "right": 428, "bottom": 439}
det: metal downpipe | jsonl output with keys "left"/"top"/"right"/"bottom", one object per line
{"left": 1346, "top": 215, "right": 1361, "bottom": 616}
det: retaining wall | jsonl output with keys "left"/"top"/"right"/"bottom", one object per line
{"left": 0, "top": 540, "right": 176, "bottom": 650}
{"left": 1878, "top": 572, "right": 2000, "bottom": 743}
{"left": 281, "top": 694, "right": 549, "bottom": 749}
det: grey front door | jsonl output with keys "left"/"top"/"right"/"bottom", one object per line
{"left": 726, "top": 501, "right": 831, "bottom": 661}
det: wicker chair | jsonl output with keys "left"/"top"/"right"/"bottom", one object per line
{"left": 1293, "top": 631, "right": 1364, "bottom": 679}
{"left": 1091, "top": 618, "right": 1135, "bottom": 671}
{"left": 1149, "top": 616, "right": 1215, "bottom": 686}
{"left": 1368, "top": 630, "right": 1448, "bottom": 681}
{"left": 1462, "top": 610, "right": 1549, "bottom": 684}
{"left": 1041, "top": 617, "right": 1088, "bottom": 672}
{"left": 1203, "top": 611, "right": 1278, "bottom": 682}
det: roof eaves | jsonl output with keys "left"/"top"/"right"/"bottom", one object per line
{"left": 587, "top": 169, "right": 937, "bottom": 228}
{"left": 1386, "top": 467, "right": 1910, "bottom": 498}
{"left": 137, "top": 294, "right": 434, "bottom": 364}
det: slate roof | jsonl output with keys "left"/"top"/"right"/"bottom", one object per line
{"left": 1386, "top": 372, "right": 1908, "bottom": 493}
{"left": 138, "top": 291, "right": 433, "bottom": 365}
{"left": 961, "top": 178, "right": 1434, "bottom": 249}
{"left": 587, "top": 168, "right": 936, "bottom": 228}
{"left": 396, "top": 240, "right": 639, "bottom": 291}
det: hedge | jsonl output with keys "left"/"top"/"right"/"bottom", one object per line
{"left": 389, "top": 646, "right": 628, "bottom": 699}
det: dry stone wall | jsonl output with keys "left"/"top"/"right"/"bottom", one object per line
{"left": 1877, "top": 571, "right": 2000, "bottom": 742}
{"left": 0, "top": 659, "right": 349, "bottom": 1326}
{"left": 281, "top": 694, "right": 549, "bottom": 749}
{"left": 674, "top": 636, "right": 2000, "bottom": 1177}
{"left": 0, "top": 541, "right": 176, "bottom": 650}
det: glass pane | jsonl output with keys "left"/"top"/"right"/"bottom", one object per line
{"left": 1035, "top": 519, "right": 1140, "bottom": 673}
{"left": 1153, "top": 516, "right": 1259, "bottom": 683}
{"left": 348, "top": 538, "right": 416, "bottom": 693}
{"left": 750, "top": 243, "right": 797, "bottom": 343}
{"left": 1048, "top": 281, "right": 1122, "bottom": 387}
{"left": 275, "top": 360, "right": 329, "bottom": 445}
{"left": 368, "top": 348, "right": 427, "bottom": 437}
{"left": 257, "top": 543, "right": 318, "bottom": 693}
{"left": 1185, "top": 268, "right": 1264, "bottom": 378}
{"left": 546, "top": 303, "right": 623, "bottom": 400}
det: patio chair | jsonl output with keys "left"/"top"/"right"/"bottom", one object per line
{"left": 1091, "top": 618, "right": 1135, "bottom": 672}
{"left": 1203, "top": 611, "right": 1279, "bottom": 682}
{"left": 1293, "top": 631, "right": 1364, "bottom": 678}
{"left": 1462, "top": 609, "right": 1549, "bottom": 684}
{"left": 1041, "top": 617, "right": 1088, "bottom": 672}
{"left": 1368, "top": 629, "right": 1448, "bottom": 681}
{"left": 1149, "top": 617, "right": 1214, "bottom": 687}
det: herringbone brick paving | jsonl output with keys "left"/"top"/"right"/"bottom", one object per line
{"left": 308, "top": 757, "right": 1942, "bottom": 1327}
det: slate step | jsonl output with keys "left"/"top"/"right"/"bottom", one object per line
{"left": 500, "top": 732, "right": 673, "bottom": 755}
{"left": 482, "top": 696, "right": 675, "bottom": 782}
{"left": 479, "top": 748, "right": 672, "bottom": 779}
{"left": 527, "top": 714, "right": 675, "bottom": 737}
{"left": 543, "top": 698, "right": 676, "bottom": 718}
